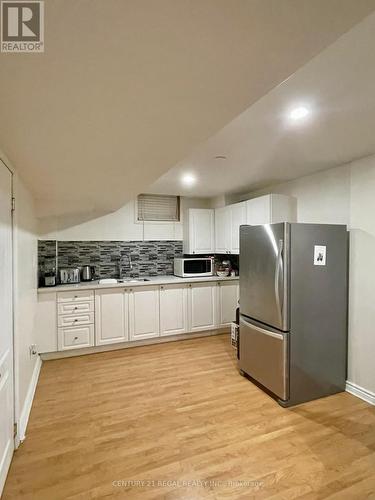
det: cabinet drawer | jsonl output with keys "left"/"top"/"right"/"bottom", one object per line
{"left": 57, "top": 290, "right": 94, "bottom": 303}
{"left": 58, "top": 325, "right": 94, "bottom": 350}
{"left": 58, "top": 312, "right": 94, "bottom": 327}
{"left": 58, "top": 300, "right": 94, "bottom": 315}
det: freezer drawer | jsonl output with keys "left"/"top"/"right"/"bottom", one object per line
{"left": 239, "top": 316, "right": 289, "bottom": 401}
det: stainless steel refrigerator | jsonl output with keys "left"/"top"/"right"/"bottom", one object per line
{"left": 239, "top": 223, "right": 348, "bottom": 407}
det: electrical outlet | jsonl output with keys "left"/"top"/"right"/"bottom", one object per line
{"left": 29, "top": 344, "right": 37, "bottom": 356}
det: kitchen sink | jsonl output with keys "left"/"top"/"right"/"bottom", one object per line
{"left": 98, "top": 278, "right": 151, "bottom": 285}
{"left": 117, "top": 278, "right": 150, "bottom": 283}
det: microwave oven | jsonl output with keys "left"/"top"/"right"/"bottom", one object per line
{"left": 174, "top": 257, "right": 214, "bottom": 278}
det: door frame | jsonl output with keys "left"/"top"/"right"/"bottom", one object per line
{"left": 0, "top": 157, "right": 16, "bottom": 497}
{"left": 0, "top": 158, "right": 18, "bottom": 447}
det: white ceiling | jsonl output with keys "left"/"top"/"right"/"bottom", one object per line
{"left": 1, "top": 0, "right": 374, "bottom": 217}
{"left": 149, "top": 10, "right": 375, "bottom": 198}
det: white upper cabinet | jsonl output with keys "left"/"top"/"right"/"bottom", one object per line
{"left": 230, "top": 202, "right": 247, "bottom": 254}
{"left": 95, "top": 288, "right": 128, "bottom": 345}
{"left": 184, "top": 209, "right": 215, "bottom": 254}
{"left": 215, "top": 206, "right": 231, "bottom": 253}
{"left": 160, "top": 284, "right": 188, "bottom": 336}
{"left": 129, "top": 286, "right": 160, "bottom": 340}
{"left": 214, "top": 202, "right": 246, "bottom": 254}
{"left": 246, "top": 194, "right": 296, "bottom": 225}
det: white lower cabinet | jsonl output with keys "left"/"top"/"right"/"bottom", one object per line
{"left": 38, "top": 279, "right": 240, "bottom": 353}
{"left": 58, "top": 325, "right": 94, "bottom": 351}
{"left": 217, "top": 281, "right": 239, "bottom": 326}
{"left": 95, "top": 288, "right": 129, "bottom": 345}
{"left": 129, "top": 286, "right": 160, "bottom": 340}
{"left": 160, "top": 284, "right": 188, "bottom": 336}
{"left": 188, "top": 282, "right": 217, "bottom": 332}
{"left": 57, "top": 290, "right": 95, "bottom": 351}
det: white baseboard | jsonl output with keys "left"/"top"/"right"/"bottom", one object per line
{"left": 0, "top": 437, "right": 13, "bottom": 498}
{"left": 41, "top": 328, "right": 229, "bottom": 360}
{"left": 346, "top": 380, "right": 375, "bottom": 406}
{"left": 18, "top": 356, "right": 42, "bottom": 444}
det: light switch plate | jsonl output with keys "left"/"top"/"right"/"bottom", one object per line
{"left": 314, "top": 245, "right": 326, "bottom": 266}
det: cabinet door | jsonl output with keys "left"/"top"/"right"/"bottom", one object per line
{"left": 188, "top": 282, "right": 217, "bottom": 332}
{"left": 215, "top": 206, "right": 231, "bottom": 253}
{"left": 160, "top": 284, "right": 188, "bottom": 336}
{"left": 246, "top": 196, "right": 271, "bottom": 225}
{"left": 95, "top": 289, "right": 128, "bottom": 345}
{"left": 189, "top": 209, "right": 214, "bottom": 254}
{"left": 217, "top": 281, "right": 239, "bottom": 326}
{"left": 129, "top": 286, "right": 160, "bottom": 340}
{"left": 230, "top": 202, "right": 247, "bottom": 254}
{"left": 58, "top": 325, "right": 95, "bottom": 351}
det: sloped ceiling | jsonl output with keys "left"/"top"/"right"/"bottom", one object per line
{"left": 1, "top": 0, "right": 375, "bottom": 217}
{"left": 149, "top": 11, "right": 375, "bottom": 198}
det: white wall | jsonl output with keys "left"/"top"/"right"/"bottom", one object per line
{"left": 38, "top": 196, "right": 211, "bottom": 241}
{"left": 12, "top": 173, "right": 39, "bottom": 435}
{"left": 233, "top": 157, "right": 375, "bottom": 396}
{"left": 348, "top": 156, "right": 375, "bottom": 394}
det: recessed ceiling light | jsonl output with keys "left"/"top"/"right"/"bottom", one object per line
{"left": 289, "top": 106, "right": 310, "bottom": 121}
{"left": 181, "top": 173, "right": 196, "bottom": 186}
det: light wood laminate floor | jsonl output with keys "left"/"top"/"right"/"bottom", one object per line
{"left": 3, "top": 334, "right": 375, "bottom": 499}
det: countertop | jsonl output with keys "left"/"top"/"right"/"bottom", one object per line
{"left": 38, "top": 274, "right": 239, "bottom": 293}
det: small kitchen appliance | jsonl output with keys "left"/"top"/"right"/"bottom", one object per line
{"left": 174, "top": 257, "right": 214, "bottom": 277}
{"left": 81, "top": 265, "right": 95, "bottom": 281}
{"left": 44, "top": 272, "right": 56, "bottom": 287}
{"left": 216, "top": 258, "right": 232, "bottom": 277}
{"left": 43, "top": 258, "right": 56, "bottom": 287}
{"left": 59, "top": 268, "right": 80, "bottom": 284}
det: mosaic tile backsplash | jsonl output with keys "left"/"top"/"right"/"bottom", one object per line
{"left": 38, "top": 240, "right": 183, "bottom": 284}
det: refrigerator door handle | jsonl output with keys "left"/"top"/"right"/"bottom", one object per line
{"left": 240, "top": 316, "right": 284, "bottom": 340}
{"left": 274, "top": 239, "right": 284, "bottom": 325}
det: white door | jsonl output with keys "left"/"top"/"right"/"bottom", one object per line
{"left": 95, "top": 288, "right": 129, "bottom": 345}
{"left": 230, "top": 202, "right": 247, "bottom": 254}
{"left": 215, "top": 206, "right": 230, "bottom": 254}
{"left": 188, "top": 282, "right": 217, "bottom": 332}
{"left": 129, "top": 286, "right": 160, "bottom": 340}
{"left": 160, "top": 284, "right": 188, "bottom": 336}
{"left": 189, "top": 209, "right": 214, "bottom": 254}
{"left": 217, "top": 281, "right": 239, "bottom": 326}
{"left": 0, "top": 163, "right": 14, "bottom": 495}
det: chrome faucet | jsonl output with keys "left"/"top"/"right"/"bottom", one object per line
{"left": 119, "top": 254, "right": 133, "bottom": 278}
